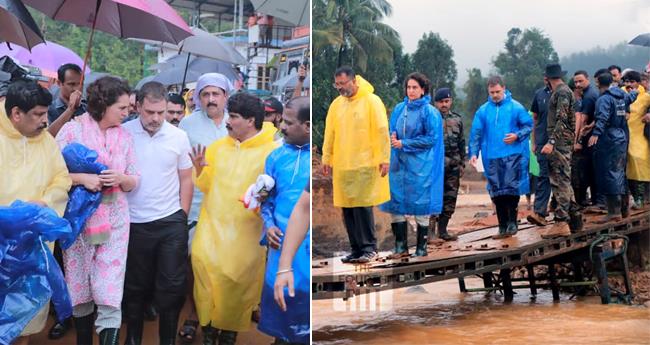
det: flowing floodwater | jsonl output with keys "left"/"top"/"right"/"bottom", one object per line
{"left": 312, "top": 278, "right": 650, "bottom": 345}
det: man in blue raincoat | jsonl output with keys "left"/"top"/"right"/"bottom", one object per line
{"left": 259, "top": 96, "right": 310, "bottom": 344}
{"left": 469, "top": 76, "right": 533, "bottom": 238}
{"left": 588, "top": 72, "right": 629, "bottom": 222}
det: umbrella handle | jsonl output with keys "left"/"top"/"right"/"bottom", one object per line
{"left": 80, "top": 0, "right": 102, "bottom": 88}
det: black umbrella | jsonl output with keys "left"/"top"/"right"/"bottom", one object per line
{"left": 0, "top": 0, "right": 45, "bottom": 50}
{"left": 629, "top": 33, "right": 650, "bottom": 47}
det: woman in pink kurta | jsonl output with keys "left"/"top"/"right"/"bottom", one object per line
{"left": 55, "top": 76, "right": 138, "bottom": 345}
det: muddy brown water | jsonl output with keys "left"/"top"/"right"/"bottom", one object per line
{"left": 312, "top": 278, "right": 650, "bottom": 345}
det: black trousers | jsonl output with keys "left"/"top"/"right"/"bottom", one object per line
{"left": 341, "top": 207, "right": 376, "bottom": 255}
{"left": 492, "top": 195, "right": 520, "bottom": 227}
{"left": 124, "top": 209, "right": 188, "bottom": 315}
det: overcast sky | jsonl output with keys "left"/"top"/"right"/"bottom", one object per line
{"left": 383, "top": 0, "right": 650, "bottom": 84}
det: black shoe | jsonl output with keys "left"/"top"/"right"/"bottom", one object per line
{"left": 48, "top": 318, "right": 71, "bottom": 340}
{"left": 351, "top": 251, "right": 376, "bottom": 264}
{"left": 99, "top": 328, "right": 120, "bottom": 345}
{"left": 340, "top": 253, "right": 359, "bottom": 263}
{"left": 218, "top": 330, "right": 237, "bottom": 345}
{"left": 202, "top": 325, "right": 219, "bottom": 345}
{"left": 73, "top": 314, "right": 94, "bottom": 345}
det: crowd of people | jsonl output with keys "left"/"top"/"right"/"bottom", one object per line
{"left": 0, "top": 61, "right": 311, "bottom": 345}
{"left": 322, "top": 63, "right": 650, "bottom": 263}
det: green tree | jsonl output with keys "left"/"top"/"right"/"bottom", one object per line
{"left": 313, "top": 0, "right": 400, "bottom": 71}
{"left": 312, "top": 0, "right": 403, "bottom": 149}
{"left": 493, "top": 27, "right": 558, "bottom": 108}
{"left": 461, "top": 68, "right": 487, "bottom": 138}
{"left": 412, "top": 32, "right": 457, "bottom": 94}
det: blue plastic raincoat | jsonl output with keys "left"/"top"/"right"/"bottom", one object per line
{"left": 468, "top": 90, "right": 533, "bottom": 197}
{"left": 380, "top": 95, "right": 444, "bottom": 215}
{"left": 258, "top": 142, "right": 310, "bottom": 343}
{"left": 60, "top": 143, "right": 107, "bottom": 250}
{"left": 592, "top": 87, "right": 629, "bottom": 195}
{"left": 0, "top": 201, "right": 73, "bottom": 345}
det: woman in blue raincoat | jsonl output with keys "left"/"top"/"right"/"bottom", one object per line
{"left": 468, "top": 76, "right": 532, "bottom": 238}
{"left": 380, "top": 72, "right": 444, "bottom": 258}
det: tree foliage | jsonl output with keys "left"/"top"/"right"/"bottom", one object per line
{"left": 461, "top": 67, "right": 487, "bottom": 138}
{"left": 412, "top": 32, "right": 457, "bottom": 94}
{"left": 493, "top": 27, "right": 558, "bottom": 108}
{"left": 560, "top": 41, "right": 649, "bottom": 77}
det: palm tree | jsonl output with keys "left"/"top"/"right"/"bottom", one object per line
{"left": 313, "top": 0, "right": 400, "bottom": 71}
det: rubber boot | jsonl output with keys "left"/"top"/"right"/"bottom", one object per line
{"left": 621, "top": 195, "right": 630, "bottom": 218}
{"left": 505, "top": 203, "right": 518, "bottom": 236}
{"left": 427, "top": 216, "right": 438, "bottom": 244}
{"left": 492, "top": 203, "right": 509, "bottom": 239}
{"left": 414, "top": 225, "right": 428, "bottom": 257}
{"left": 158, "top": 310, "right": 180, "bottom": 345}
{"left": 202, "top": 325, "right": 219, "bottom": 345}
{"left": 387, "top": 222, "right": 408, "bottom": 259}
{"left": 437, "top": 217, "right": 457, "bottom": 241}
{"left": 99, "top": 328, "right": 120, "bottom": 345}
{"left": 73, "top": 314, "right": 94, "bottom": 345}
{"left": 569, "top": 210, "right": 583, "bottom": 233}
{"left": 218, "top": 330, "right": 237, "bottom": 345}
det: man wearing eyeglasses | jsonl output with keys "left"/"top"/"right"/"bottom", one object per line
{"left": 166, "top": 93, "right": 186, "bottom": 127}
{"left": 322, "top": 65, "right": 391, "bottom": 264}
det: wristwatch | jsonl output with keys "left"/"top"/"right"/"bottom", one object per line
{"left": 549, "top": 139, "right": 556, "bottom": 145}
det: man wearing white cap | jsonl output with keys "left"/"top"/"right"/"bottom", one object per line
{"left": 178, "top": 73, "right": 232, "bottom": 342}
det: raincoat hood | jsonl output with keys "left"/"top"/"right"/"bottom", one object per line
{"left": 404, "top": 95, "right": 431, "bottom": 110}
{"left": 343, "top": 75, "right": 374, "bottom": 101}
{"left": 605, "top": 86, "right": 626, "bottom": 100}
{"left": 0, "top": 103, "right": 48, "bottom": 143}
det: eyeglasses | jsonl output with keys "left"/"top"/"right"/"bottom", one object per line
{"left": 332, "top": 79, "right": 353, "bottom": 89}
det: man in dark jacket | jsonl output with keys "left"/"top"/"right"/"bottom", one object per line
{"left": 588, "top": 72, "right": 629, "bottom": 221}
{"left": 538, "top": 64, "right": 583, "bottom": 238}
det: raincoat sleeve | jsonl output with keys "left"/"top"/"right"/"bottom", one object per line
{"left": 321, "top": 103, "right": 335, "bottom": 166}
{"left": 468, "top": 108, "right": 484, "bottom": 158}
{"left": 196, "top": 143, "right": 216, "bottom": 194}
{"left": 401, "top": 105, "right": 438, "bottom": 153}
{"left": 42, "top": 136, "right": 72, "bottom": 217}
{"left": 370, "top": 96, "right": 390, "bottom": 164}
{"left": 592, "top": 98, "right": 611, "bottom": 137}
{"left": 260, "top": 153, "right": 278, "bottom": 243}
{"left": 514, "top": 106, "right": 533, "bottom": 142}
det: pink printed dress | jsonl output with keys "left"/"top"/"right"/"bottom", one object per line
{"left": 55, "top": 114, "right": 139, "bottom": 308}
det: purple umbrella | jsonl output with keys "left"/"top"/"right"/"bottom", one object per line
{"left": 0, "top": 41, "right": 89, "bottom": 79}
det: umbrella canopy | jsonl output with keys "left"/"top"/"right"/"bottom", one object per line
{"left": 0, "top": 0, "right": 45, "bottom": 50}
{"left": 0, "top": 41, "right": 89, "bottom": 79}
{"left": 150, "top": 55, "right": 239, "bottom": 86}
{"left": 272, "top": 72, "right": 310, "bottom": 89}
{"left": 629, "top": 33, "right": 650, "bottom": 47}
{"left": 132, "top": 27, "right": 247, "bottom": 65}
{"left": 250, "top": 0, "right": 309, "bottom": 26}
{"left": 24, "top": 0, "right": 192, "bottom": 44}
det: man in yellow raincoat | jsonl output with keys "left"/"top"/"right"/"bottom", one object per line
{"left": 0, "top": 80, "right": 71, "bottom": 345}
{"left": 188, "top": 92, "right": 279, "bottom": 345}
{"left": 622, "top": 71, "right": 650, "bottom": 207}
{"left": 322, "top": 66, "right": 391, "bottom": 264}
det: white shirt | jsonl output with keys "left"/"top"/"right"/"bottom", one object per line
{"left": 179, "top": 109, "right": 230, "bottom": 221}
{"left": 123, "top": 119, "right": 193, "bottom": 223}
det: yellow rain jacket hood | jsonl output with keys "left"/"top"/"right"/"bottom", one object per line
{"left": 322, "top": 75, "right": 390, "bottom": 207}
{"left": 192, "top": 126, "right": 279, "bottom": 331}
{"left": 627, "top": 85, "right": 650, "bottom": 181}
{"left": 0, "top": 101, "right": 71, "bottom": 216}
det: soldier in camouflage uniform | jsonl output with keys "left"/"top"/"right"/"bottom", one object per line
{"left": 431, "top": 88, "right": 465, "bottom": 241}
{"left": 539, "top": 64, "right": 583, "bottom": 238}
